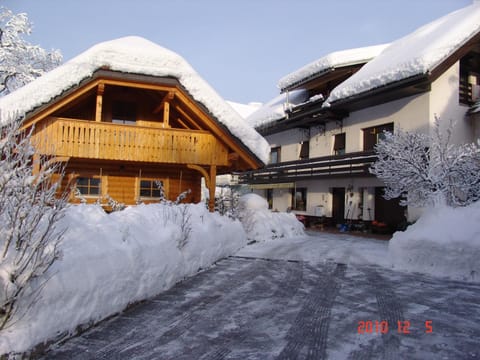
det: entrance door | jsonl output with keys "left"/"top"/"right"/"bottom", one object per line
{"left": 332, "top": 187, "right": 345, "bottom": 225}
{"left": 374, "top": 187, "right": 406, "bottom": 230}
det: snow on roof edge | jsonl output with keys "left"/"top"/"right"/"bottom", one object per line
{"left": 0, "top": 36, "right": 270, "bottom": 164}
{"left": 278, "top": 44, "right": 390, "bottom": 91}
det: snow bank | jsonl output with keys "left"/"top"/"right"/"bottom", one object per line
{"left": 389, "top": 201, "right": 480, "bottom": 282}
{"left": 326, "top": 3, "right": 480, "bottom": 104}
{"left": 0, "top": 36, "right": 269, "bottom": 164}
{"left": 0, "top": 203, "right": 247, "bottom": 355}
{"left": 238, "top": 193, "right": 305, "bottom": 242}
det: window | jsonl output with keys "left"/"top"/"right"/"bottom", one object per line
{"left": 459, "top": 53, "right": 480, "bottom": 105}
{"left": 363, "top": 123, "right": 394, "bottom": 151}
{"left": 76, "top": 177, "right": 101, "bottom": 196}
{"left": 139, "top": 179, "right": 163, "bottom": 198}
{"left": 112, "top": 101, "right": 137, "bottom": 125}
{"left": 270, "top": 146, "right": 281, "bottom": 164}
{"left": 333, "top": 133, "right": 346, "bottom": 155}
{"left": 291, "top": 187, "right": 307, "bottom": 211}
{"left": 299, "top": 141, "right": 309, "bottom": 159}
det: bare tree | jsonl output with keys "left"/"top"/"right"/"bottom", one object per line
{"left": 0, "top": 119, "right": 67, "bottom": 330}
{"left": 370, "top": 119, "right": 480, "bottom": 207}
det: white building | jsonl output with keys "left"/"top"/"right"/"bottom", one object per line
{"left": 241, "top": 3, "right": 480, "bottom": 232}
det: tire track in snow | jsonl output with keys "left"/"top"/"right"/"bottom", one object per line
{"left": 276, "top": 262, "right": 347, "bottom": 360}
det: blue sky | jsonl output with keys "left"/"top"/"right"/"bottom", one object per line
{"left": 3, "top": 0, "right": 472, "bottom": 104}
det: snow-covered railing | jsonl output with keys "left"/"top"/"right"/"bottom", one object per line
{"left": 239, "top": 151, "right": 377, "bottom": 184}
{"left": 31, "top": 117, "right": 229, "bottom": 165}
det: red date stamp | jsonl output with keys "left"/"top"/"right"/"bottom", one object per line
{"left": 357, "top": 320, "right": 433, "bottom": 334}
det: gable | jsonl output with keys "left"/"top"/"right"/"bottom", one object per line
{"left": 0, "top": 36, "right": 269, "bottom": 165}
{"left": 24, "top": 70, "right": 263, "bottom": 171}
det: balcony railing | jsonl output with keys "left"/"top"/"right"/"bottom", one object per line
{"left": 32, "top": 117, "right": 228, "bottom": 165}
{"left": 239, "top": 151, "right": 377, "bottom": 184}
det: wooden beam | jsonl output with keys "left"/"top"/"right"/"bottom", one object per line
{"left": 21, "top": 79, "right": 103, "bottom": 130}
{"left": 153, "top": 91, "right": 175, "bottom": 114}
{"left": 208, "top": 165, "right": 216, "bottom": 212}
{"left": 174, "top": 105, "right": 203, "bottom": 130}
{"left": 176, "top": 117, "right": 190, "bottom": 129}
{"left": 163, "top": 101, "right": 170, "bottom": 128}
{"left": 95, "top": 83, "right": 105, "bottom": 122}
{"left": 187, "top": 164, "right": 216, "bottom": 211}
{"left": 187, "top": 164, "right": 210, "bottom": 188}
{"left": 174, "top": 90, "right": 263, "bottom": 170}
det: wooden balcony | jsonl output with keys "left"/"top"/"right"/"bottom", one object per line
{"left": 239, "top": 151, "right": 377, "bottom": 184}
{"left": 32, "top": 117, "right": 228, "bottom": 166}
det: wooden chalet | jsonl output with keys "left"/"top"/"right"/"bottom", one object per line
{"left": 1, "top": 37, "right": 267, "bottom": 211}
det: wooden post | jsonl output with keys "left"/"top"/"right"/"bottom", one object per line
{"left": 95, "top": 83, "right": 105, "bottom": 122}
{"left": 163, "top": 100, "right": 170, "bottom": 128}
{"left": 208, "top": 165, "right": 216, "bottom": 212}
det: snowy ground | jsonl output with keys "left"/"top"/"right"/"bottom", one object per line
{"left": 41, "top": 232, "right": 480, "bottom": 359}
{"left": 237, "top": 230, "right": 391, "bottom": 268}
{"left": 3, "top": 194, "right": 479, "bottom": 357}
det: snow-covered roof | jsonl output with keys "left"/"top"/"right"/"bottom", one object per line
{"left": 326, "top": 3, "right": 480, "bottom": 105}
{"left": 278, "top": 44, "right": 389, "bottom": 91}
{"left": 0, "top": 36, "right": 269, "bottom": 164}
{"left": 227, "top": 101, "right": 262, "bottom": 119}
{"left": 246, "top": 89, "right": 309, "bottom": 129}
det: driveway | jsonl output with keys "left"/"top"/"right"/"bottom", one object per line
{"left": 42, "top": 233, "right": 480, "bottom": 359}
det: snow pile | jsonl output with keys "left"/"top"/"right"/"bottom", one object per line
{"left": 0, "top": 203, "right": 247, "bottom": 355}
{"left": 246, "top": 89, "right": 308, "bottom": 128}
{"left": 0, "top": 36, "right": 269, "bottom": 164}
{"left": 278, "top": 44, "right": 389, "bottom": 91}
{"left": 326, "top": 3, "right": 480, "bottom": 104}
{"left": 389, "top": 201, "right": 480, "bottom": 282}
{"left": 238, "top": 193, "right": 304, "bottom": 242}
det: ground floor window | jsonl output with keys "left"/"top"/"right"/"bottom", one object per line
{"left": 76, "top": 177, "right": 101, "bottom": 196}
{"left": 139, "top": 179, "right": 164, "bottom": 199}
{"left": 291, "top": 187, "right": 307, "bottom": 211}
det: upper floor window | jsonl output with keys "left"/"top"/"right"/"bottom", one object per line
{"left": 299, "top": 141, "right": 309, "bottom": 159}
{"left": 363, "top": 123, "right": 393, "bottom": 151}
{"left": 459, "top": 54, "right": 480, "bottom": 105}
{"left": 76, "top": 177, "right": 101, "bottom": 196}
{"left": 333, "top": 133, "right": 346, "bottom": 155}
{"left": 112, "top": 101, "right": 137, "bottom": 125}
{"left": 270, "top": 146, "right": 281, "bottom": 164}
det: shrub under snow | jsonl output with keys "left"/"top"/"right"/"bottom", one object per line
{"left": 0, "top": 203, "right": 247, "bottom": 355}
{"left": 389, "top": 200, "right": 480, "bottom": 282}
{"left": 238, "top": 193, "right": 305, "bottom": 242}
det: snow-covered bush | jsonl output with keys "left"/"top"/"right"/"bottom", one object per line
{"left": 0, "top": 7, "right": 62, "bottom": 95}
{"left": 215, "top": 186, "right": 240, "bottom": 219}
{"left": 389, "top": 200, "right": 480, "bottom": 282}
{"left": 0, "top": 121, "right": 67, "bottom": 330}
{"left": 370, "top": 120, "right": 480, "bottom": 207}
{"left": 238, "top": 193, "right": 304, "bottom": 242}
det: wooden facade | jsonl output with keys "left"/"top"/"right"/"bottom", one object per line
{"left": 24, "top": 70, "right": 262, "bottom": 211}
